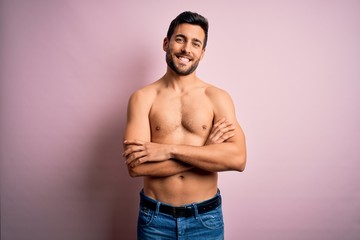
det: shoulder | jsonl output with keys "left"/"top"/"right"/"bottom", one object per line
{"left": 126, "top": 83, "right": 161, "bottom": 116}
{"left": 204, "top": 84, "right": 233, "bottom": 103}
{"left": 128, "top": 82, "right": 159, "bottom": 106}
{"left": 204, "top": 83, "right": 237, "bottom": 119}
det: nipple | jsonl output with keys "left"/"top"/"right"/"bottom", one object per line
{"left": 155, "top": 126, "right": 160, "bottom": 131}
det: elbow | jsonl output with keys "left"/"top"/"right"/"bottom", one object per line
{"left": 128, "top": 166, "right": 142, "bottom": 178}
{"left": 129, "top": 171, "right": 139, "bottom": 178}
{"left": 225, "top": 140, "right": 247, "bottom": 172}
{"left": 233, "top": 153, "right": 247, "bottom": 172}
{"left": 237, "top": 161, "right": 246, "bottom": 172}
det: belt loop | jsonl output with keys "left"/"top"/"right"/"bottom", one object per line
{"left": 154, "top": 201, "right": 161, "bottom": 218}
{"left": 192, "top": 203, "right": 199, "bottom": 219}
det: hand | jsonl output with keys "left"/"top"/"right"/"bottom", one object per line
{"left": 123, "top": 140, "right": 171, "bottom": 168}
{"left": 205, "top": 118, "right": 235, "bottom": 145}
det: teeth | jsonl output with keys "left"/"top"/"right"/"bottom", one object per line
{"left": 179, "top": 57, "right": 190, "bottom": 63}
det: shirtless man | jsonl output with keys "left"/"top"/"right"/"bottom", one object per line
{"left": 123, "top": 11, "right": 246, "bottom": 239}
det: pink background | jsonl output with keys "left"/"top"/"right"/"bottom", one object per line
{"left": 1, "top": 1, "right": 360, "bottom": 239}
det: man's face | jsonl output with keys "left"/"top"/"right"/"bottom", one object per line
{"left": 164, "top": 23, "right": 206, "bottom": 76}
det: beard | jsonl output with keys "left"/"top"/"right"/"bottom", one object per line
{"left": 165, "top": 49, "right": 200, "bottom": 76}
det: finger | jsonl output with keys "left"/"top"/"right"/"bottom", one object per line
{"left": 218, "top": 131, "right": 235, "bottom": 142}
{"left": 123, "top": 145, "right": 145, "bottom": 157}
{"left": 207, "top": 122, "right": 226, "bottom": 139}
{"left": 212, "top": 126, "right": 236, "bottom": 143}
{"left": 222, "top": 124, "right": 235, "bottom": 133}
{"left": 211, "top": 122, "right": 234, "bottom": 139}
{"left": 209, "top": 121, "right": 230, "bottom": 139}
{"left": 207, "top": 130, "right": 218, "bottom": 140}
{"left": 209, "top": 129, "right": 225, "bottom": 143}
{"left": 130, "top": 157, "right": 146, "bottom": 168}
{"left": 217, "top": 122, "right": 235, "bottom": 134}
{"left": 125, "top": 150, "right": 147, "bottom": 165}
{"left": 219, "top": 120, "right": 234, "bottom": 129}
{"left": 212, "top": 120, "right": 233, "bottom": 134}
{"left": 213, "top": 117, "right": 226, "bottom": 128}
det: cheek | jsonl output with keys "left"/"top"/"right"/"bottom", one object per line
{"left": 171, "top": 44, "right": 181, "bottom": 52}
{"left": 195, "top": 50, "right": 205, "bottom": 60}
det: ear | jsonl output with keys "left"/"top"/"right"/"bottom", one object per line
{"left": 163, "top": 37, "right": 169, "bottom": 51}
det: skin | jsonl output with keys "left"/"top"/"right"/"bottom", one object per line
{"left": 123, "top": 23, "right": 246, "bottom": 206}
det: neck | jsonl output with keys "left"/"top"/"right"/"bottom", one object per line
{"left": 163, "top": 67, "right": 199, "bottom": 90}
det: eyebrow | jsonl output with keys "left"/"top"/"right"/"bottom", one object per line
{"left": 175, "top": 34, "right": 203, "bottom": 46}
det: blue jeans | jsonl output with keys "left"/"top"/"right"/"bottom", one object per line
{"left": 137, "top": 190, "right": 224, "bottom": 240}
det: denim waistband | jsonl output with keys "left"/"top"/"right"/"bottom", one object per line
{"left": 140, "top": 189, "right": 221, "bottom": 218}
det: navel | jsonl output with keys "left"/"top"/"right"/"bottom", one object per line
{"left": 202, "top": 125, "right": 207, "bottom": 130}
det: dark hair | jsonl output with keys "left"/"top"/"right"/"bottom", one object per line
{"left": 166, "top": 11, "right": 209, "bottom": 48}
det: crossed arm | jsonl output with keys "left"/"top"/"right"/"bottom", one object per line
{"left": 123, "top": 88, "right": 247, "bottom": 177}
{"left": 124, "top": 118, "right": 240, "bottom": 177}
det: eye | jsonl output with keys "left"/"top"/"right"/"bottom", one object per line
{"left": 193, "top": 42, "right": 201, "bottom": 48}
{"left": 175, "top": 37, "right": 184, "bottom": 43}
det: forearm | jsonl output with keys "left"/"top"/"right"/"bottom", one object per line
{"left": 128, "top": 159, "right": 193, "bottom": 178}
{"left": 170, "top": 141, "right": 246, "bottom": 172}
{"left": 124, "top": 120, "right": 247, "bottom": 173}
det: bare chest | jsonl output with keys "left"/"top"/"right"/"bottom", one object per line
{"left": 149, "top": 92, "right": 213, "bottom": 140}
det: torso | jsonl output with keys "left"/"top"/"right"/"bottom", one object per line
{"left": 144, "top": 79, "right": 219, "bottom": 206}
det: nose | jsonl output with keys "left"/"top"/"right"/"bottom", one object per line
{"left": 181, "top": 42, "right": 191, "bottom": 54}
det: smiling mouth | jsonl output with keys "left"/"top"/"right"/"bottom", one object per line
{"left": 176, "top": 55, "right": 192, "bottom": 63}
